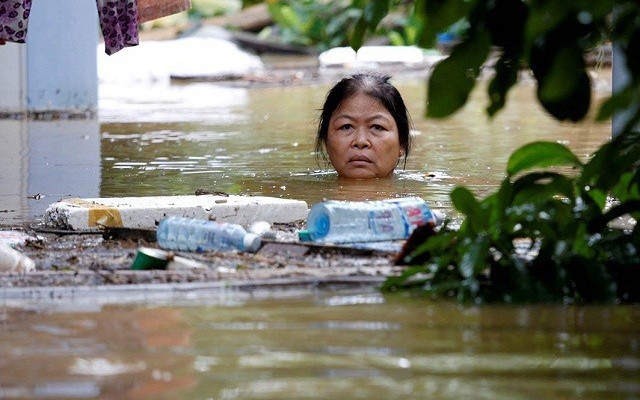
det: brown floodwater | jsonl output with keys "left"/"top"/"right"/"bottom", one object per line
{"left": 3, "top": 66, "right": 638, "bottom": 399}
{"left": 97, "top": 70, "right": 612, "bottom": 216}
{"left": 0, "top": 67, "right": 613, "bottom": 223}
{"left": 1, "top": 289, "right": 639, "bottom": 399}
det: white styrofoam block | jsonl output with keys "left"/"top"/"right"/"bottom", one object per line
{"left": 43, "top": 195, "right": 309, "bottom": 231}
{"left": 319, "top": 46, "right": 427, "bottom": 69}
{"left": 319, "top": 46, "right": 357, "bottom": 67}
{"left": 356, "top": 46, "right": 425, "bottom": 64}
{"left": 98, "top": 36, "right": 264, "bottom": 84}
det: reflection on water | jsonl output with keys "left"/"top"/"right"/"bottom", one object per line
{"left": 99, "top": 82, "right": 251, "bottom": 124}
{"left": 1, "top": 291, "right": 638, "bottom": 399}
{"left": 0, "top": 68, "right": 612, "bottom": 225}
{"left": 0, "top": 119, "right": 100, "bottom": 224}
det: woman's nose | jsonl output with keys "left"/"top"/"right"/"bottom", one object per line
{"left": 352, "top": 128, "right": 371, "bottom": 148}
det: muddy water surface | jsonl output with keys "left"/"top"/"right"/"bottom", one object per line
{"left": 2, "top": 67, "right": 636, "bottom": 399}
{"left": 97, "top": 72, "right": 612, "bottom": 214}
{"left": 2, "top": 290, "right": 639, "bottom": 399}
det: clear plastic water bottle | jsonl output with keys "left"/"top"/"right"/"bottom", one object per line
{"left": 156, "top": 217, "right": 261, "bottom": 253}
{"left": 306, "top": 197, "right": 442, "bottom": 243}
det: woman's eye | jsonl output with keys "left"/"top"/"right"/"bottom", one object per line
{"left": 371, "top": 124, "right": 384, "bottom": 131}
{"left": 339, "top": 124, "right": 352, "bottom": 131}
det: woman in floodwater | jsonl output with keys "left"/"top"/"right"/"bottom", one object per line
{"left": 315, "top": 72, "right": 412, "bottom": 179}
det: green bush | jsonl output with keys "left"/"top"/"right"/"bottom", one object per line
{"left": 345, "top": 0, "right": 640, "bottom": 304}
{"left": 266, "top": 0, "right": 413, "bottom": 51}
{"left": 385, "top": 135, "right": 640, "bottom": 304}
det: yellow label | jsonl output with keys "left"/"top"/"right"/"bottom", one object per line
{"left": 65, "top": 198, "right": 124, "bottom": 228}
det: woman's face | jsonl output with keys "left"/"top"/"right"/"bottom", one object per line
{"left": 326, "top": 92, "right": 402, "bottom": 179}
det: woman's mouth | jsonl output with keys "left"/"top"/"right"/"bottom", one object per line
{"left": 349, "top": 155, "right": 372, "bottom": 163}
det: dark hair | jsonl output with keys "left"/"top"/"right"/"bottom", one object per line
{"left": 315, "top": 72, "right": 412, "bottom": 167}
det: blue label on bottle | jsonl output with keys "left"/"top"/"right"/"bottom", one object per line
{"left": 367, "top": 207, "right": 408, "bottom": 237}
{"left": 391, "top": 200, "right": 433, "bottom": 236}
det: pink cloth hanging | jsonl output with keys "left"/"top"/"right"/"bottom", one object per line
{"left": 0, "top": 0, "right": 32, "bottom": 44}
{"left": 96, "top": 0, "right": 140, "bottom": 55}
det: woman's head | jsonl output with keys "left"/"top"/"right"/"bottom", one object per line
{"left": 316, "top": 73, "right": 412, "bottom": 179}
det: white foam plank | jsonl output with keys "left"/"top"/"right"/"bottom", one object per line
{"left": 43, "top": 195, "right": 309, "bottom": 231}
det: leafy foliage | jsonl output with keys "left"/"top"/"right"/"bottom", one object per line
{"left": 348, "top": 0, "right": 640, "bottom": 304}
{"left": 265, "top": 1, "right": 371, "bottom": 51}
{"left": 386, "top": 135, "right": 640, "bottom": 304}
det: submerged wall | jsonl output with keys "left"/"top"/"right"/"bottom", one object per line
{"left": 0, "top": 119, "right": 101, "bottom": 222}
{"left": 0, "top": 0, "right": 98, "bottom": 116}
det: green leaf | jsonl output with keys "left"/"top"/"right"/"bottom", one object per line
{"left": 350, "top": 17, "right": 368, "bottom": 50}
{"left": 585, "top": 188, "right": 608, "bottom": 210}
{"left": 524, "top": 2, "right": 570, "bottom": 47}
{"left": 536, "top": 60, "right": 591, "bottom": 121}
{"left": 484, "top": 0, "right": 527, "bottom": 118}
{"left": 350, "top": 0, "right": 391, "bottom": 50}
{"left": 611, "top": 170, "right": 640, "bottom": 203}
{"left": 528, "top": 13, "right": 593, "bottom": 122}
{"left": 507, "top": 141, "right": 583, "bottom": 176}
{"left": 279, "top": 4, "right": 302, "bottom": 29}
{"left": 486, "top": 0, "right": 528, "bottom": 51}
{"left": 267, "top": 3, "right": 288, "bottom": 28}
{"left": 571, "top": 223, "right": 592, "bottom": 257}
{"left": 579, "top": 140, "right": 613, "bottom": 187}
{"left": 403, "top": 228, "right": 458, "bottom": 265}
{"left": 582, "top": 132, "right": 640, "bottom": 196}
{"left": 451, "top": 187, "right": 480, "bottom": 218}
{"left": 524, "top": 1, "right": 613, "bottom": 48}
{"left": 511, "top": 172, "right": 575, "bottom": 205}
{"left": 427, "top": 29, "right": 491, "bottom": 118}
{"left": 363, "top": 0, "right": 391, "bottom": 26}
{"left": 538, "top": 46, "right": 583, "bottom": 103}
{"left": 459, "top": 235, "right": 489, "bottom": 278}
{"left": 625, "top": 25, "right": 640, "bottom": 75}
{"left": 489, "top": 179, "right": 513, "bottom": 226}
{"left": 416, "top": 0, "right": 476, "bottom": 48}
{"left": 486, "top": 53, "right": 519, "bottom": 117}
{"left": 596, "top": 86, "right": 636, "bottom": 121}
{"left": 387, "top": 31, "right": 405, "bottom": 46}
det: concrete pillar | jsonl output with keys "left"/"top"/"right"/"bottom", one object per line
{"left": 0, "top": 0, "right": 98, "bottom": 115}
{"left": 0, "top": 44, "right": 27, "bottom": 114}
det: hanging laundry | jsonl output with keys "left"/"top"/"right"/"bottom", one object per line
{"left": 0, "top": 0, "right": 32, "bottom": 44}
{"left": 97, "top": 0, "right": 139, "bottom": 55}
